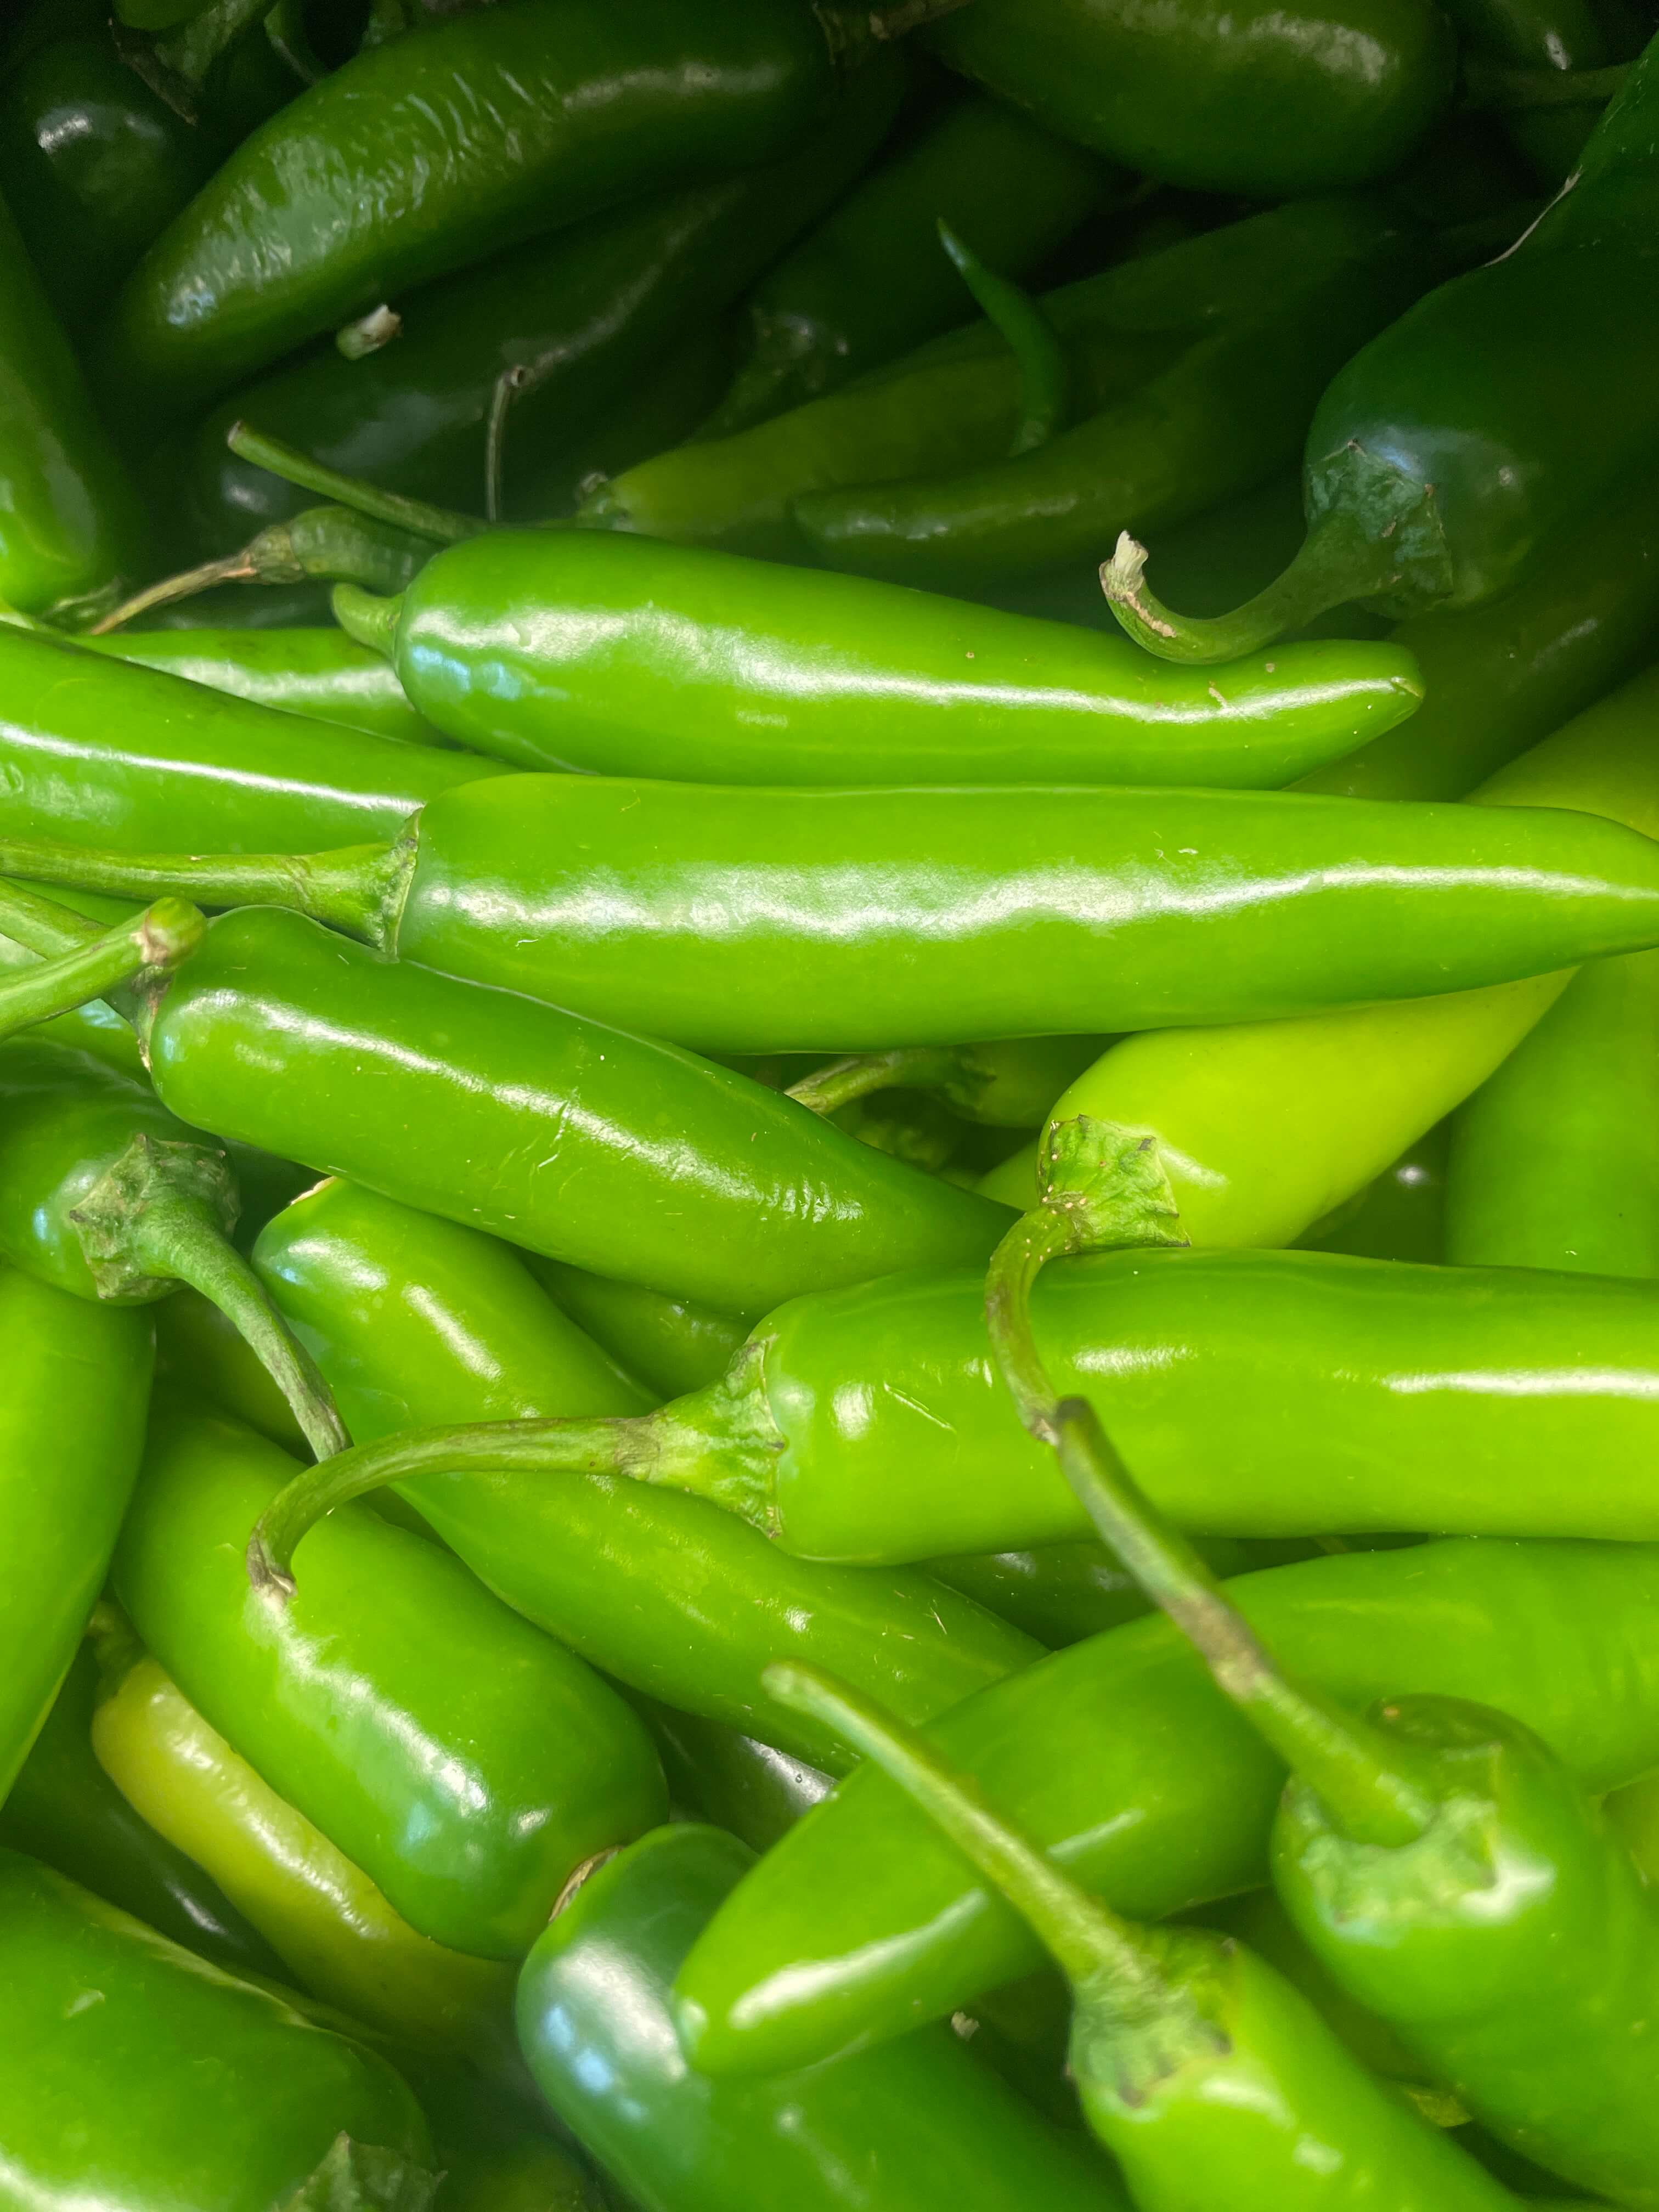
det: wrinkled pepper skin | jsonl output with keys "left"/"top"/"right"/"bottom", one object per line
{"left": 925, "top": 0, "right": 1455, "bottom": 196}
{"left": 364, "top": 529, "right": 1426, "bottom": 786}
{"left": 1446, "top": 949, "right": 1659, "bottom": 1277}
{"left": 99, "top": 0, "right": 881, "bottom": 420}
{"left": 518, "top": 1824, "right": 1125, "bottom": 2212}
{"left": 0, "top": 1267, "right": 151, "bottom": 1799}
{"left": 0, "top": 623, "right": 499, "bottom": 853}
{"left": 144, "top": 907, "right": 1012, "bottom": 1313}
{"left": 253, "top": 1178, "right": 1040, "bottom": 1775}
{"left": 181, "top": 64, "right": 905, "bottom": 552}
{"left": 671, "top": 1538, "right": 1659, "bottom": 2077}
{"left": 383, "top": 770, "right": 1659, "bottom": 1053}
{"left": 81, "top": 627, "right": 444, "bottom": 747}
{"left": 0, "top": 185, "right": 148, "bottom": 623}
{"left": 0, "top": 1641, "right": 287, "bottom": 1984}
{"left": 112, "top": 1400, "right": 668, "bottom": 1960}
{"left": 0, "top": 1850, "right": 434, "bottom": 2212}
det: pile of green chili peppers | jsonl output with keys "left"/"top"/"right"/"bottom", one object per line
{"left": 7, "top": 0, "right": 1659, "bottom": 2204}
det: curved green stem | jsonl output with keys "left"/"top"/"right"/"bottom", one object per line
{"left": 1053, "top": 1397, "right": 1437, "bottom": 1849}
{"left": 764, "top": 1662, "right": 1165, "bottom": 1993}
{"left": 1102, "top": 512, "right": 1406, "bottom": 665}
{"left": 332, "top": 585, "right": 402, "bottom": 659}
{"left": 938, "top": 221, "right": 1069, "bottom": 456}
{"left": 92, "top": 551, "right": 263, "bottom": 634}
{"left": 93, "top": 508, "right": 430, "bottom": 634}
{"left": 228, "top": 424, "right": 487, "bottom": 546}
{"left": 787, "top": 1046, "right": 962, "bottom": 1117}
{"left": 0, "top": 835, "right": 412, "bottom": 952}
{"left": 0, "top": 893, "right": 202, "bottom": 1042}
{"left": 0, "top": 878, "right": 101, "bottom": 958}
{"left": 485, "top": 364, "right": 532, "bottom": 526}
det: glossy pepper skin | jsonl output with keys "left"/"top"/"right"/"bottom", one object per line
{"left": 702, "top": 89, "right": 1108, "bottom": 437}
{"left": 0, "top": 622, "right": 499, "bottom": 854}
{"left": 252, "top": 1178, "right": 1040, "bottom": 1775}
{"left": 630, "top": 1699, "right": 832, "bottom": 1854}
{"left": 0, "top": 1267, "right": 150, "bottom": 1799}
{"left": 81, "top": 625, "right": 444, "bottom": 746}
{"left": 670, "top": 1537, "right": 1659, "bottom": 2076}
{"left": 0, "top": 1641, "right": 286, "bottom": 1983}
{"left": 526, "top": 1259, "right": 751, "bottom": 1401}
{"left": 180, "top": 64, "right": 905, "bottom": 554}
{"left": 924, "top": 0, "right": 1454, "bottom": 196}
{"left": 0, "top": 185, "right": 148, "bottom": 623}
{"left": 0, "top": 1850, "right": 435, "bottom": 2212}
{"left": 99, "top": 0, "right": 901, "bottom": 421}
{"left": 114, "top": 1398, "right": 667, "bottom": 1960}
{"left": 520, "top": 1824, "right": 1125, "bottom": 2212}
{"left": 341, "top": 529, "right": 1426, "bottom": 787}
{"left": 1446, "top": 949, "right": 1659, "bottom": 1276}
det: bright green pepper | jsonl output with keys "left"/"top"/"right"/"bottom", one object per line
{"left": 0, "top": 882, "right": 202, "bottom": 1048}
{"left": 928, "top": 1534, "right": 1324, "bottom": 1647}
{"left": 79, "top": 625, "right": 444, "bottom": 746}
{"left": 112, "top": 1397, "right": 668, "bottom": 1960}
{"left": 517, "top": 1822, "right": 1126, "bottom": 2212}
{"left": 330, "top": 528, "right": 1427, "bottom": 786}
{"left": 250, "top": 1176, "right": 1040, "bottom": 1774}
{"left": 524, "top": 1259, "right": 751, "bottom": 1400}
{"left": 0, "top": 1848, "right": 436, "bottom": 2211}
{"left": 1301, "top": 1121, "right": 1449, "bottom": 1263}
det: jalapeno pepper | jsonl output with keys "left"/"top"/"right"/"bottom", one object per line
{"left": 703, "top": 88, "right": 1110, "bottom": 437}
{"left": 1049, "top": 1397, "right": 1659, "bottom": 2208}
{"left": 248, "top": 1176, "right": 1039, "bottom": 1773}
{"left": 0, "top": 1640, "right": 287, "bottom": 1982}
{"left": 88, "top": 1608, "right": 521, "bottom": 2068}
{"left": 0, "top": 620, "right": 500, "bottom": 854}
{"left": 0, "top": 1849, "right": 436, "bottom": 2212}
{"left": 1446, "top": 949, "right": 1659, "bottom": 1276}
{"left": 0, "top": 183, "right": 149, "bottom": 623}
{"left": 1104, "top": 35, "right": 1659, "bottom": 660}
{"left": 112, "top": 1397, "right": 668, "bottom": 1961}
{"left": 98, "top": 0, "right": 936, "bottom": 422}
{"left": 329, "top": 528, "right": 1426, "bottom": 787}
{"left": 77, "top": 625, "right": 444, "bottom": 746}
{"left": 923, "top": 0, "right": 1455, "bottom": 197}
{"left": 178, "top": 63, "right": 906, "bottom": 557}
{"left": 669, "top": 1535, "right": 1659, "bottom": 2079}
{"left": 33, "top": 758, "right": 1659, "bottom": 1056}
{"left": 517, "top": 1822, "right": 1126, "bottom": 2212}
{"left": 764, "top": 1663, "right": 1520, "bottom": 2210}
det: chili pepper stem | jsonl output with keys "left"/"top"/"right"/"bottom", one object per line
{"left": 1102, "top": 513, "right": 1409, "bottom": 664}
{"left": 787, "top": 1047, "right": 962, "bottom": 1116}
{"left": 227, "top": 422, "right": 486, "bottom": 546}
{"left": 936, "top": 221, "right": 1069, "bottom": 457}
{"left": 0, "top": 892, "right": 202, "bottom": 1042}
{"left": 332, "top": 584, "right": 403, "bottom": 660}
{"left": 1052, "top": 1396, "right": 1438, "bottom": 1848}
{"left": 68, "top": 1133, "right": 348, "bottom": 1462}
{"left": 764, "top": 1661, "right": 1170, "bottom": 1996}
{"left": 91, "top": 555, "right": 260, "bottom": 635}
{"left": 0, "top": 835, "right": 414, "bottom": 952}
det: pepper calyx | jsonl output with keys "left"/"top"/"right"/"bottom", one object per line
{"left": 278, "top": 2132, "right": 441, "bottom": 2212}
{"left": 68, "top": 1133, "right": 237, "bottom": 1301}
{"left": 1035, "top": 1116, "right": 1187, "bottom": 1258}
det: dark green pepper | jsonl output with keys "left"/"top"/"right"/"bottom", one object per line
{"left": 626, "top": 1697, "right": 832, "bottom": 1854}
{"left": 517, "top": 1822, "right": 1126, "bottom": 2212}
{"left": 524, "top": 1259, "right": 752, "bottom": 1400}
{"left": 0, "top": 1848, "right": 436, "bottom": 2211}
{"left": 1300, "top": 1121, "right": 1449, "bottom": 1263}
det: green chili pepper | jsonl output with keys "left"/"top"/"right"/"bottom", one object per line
{"left": 669, "top": 1535, "right": 1659, "bottom": 2080}
{"left": 88, "top": 1609, "right": 521, "bottom": 2067}
{"left": 326, "top": 528, "right": 1425, "bottom": 787}
{"left": 1103, "top": 37, "right": 1659, "bottom": 659}
{"left": 923, "top": 0, "right": 1455, "bottom": 196}
{"left": 1, "top": 1266, "right": 151, "bottom": 1799}
{"left": 0, "top": 183, "right": 148, "bottom": 624}
{"left": 979, "top": 659, "right": 1659, "bottom": 1258}
{"left": 928, "top": 1534, "right": 1324, "bottom": 1647}
{"left": 517, "top": 1823, "right": 1126, "bottom": 2212}
{"left": 575, "top": 203, "right": 1424, "bottom": 561}
{"left": 936, "top": 221, "right": 1071, "bottom": 456}
{"left": 764, "top": 1663, "right": 1520, "bottom": 2209}
{"left": 1446, "top": 950, "right": 1659, "bottom": 1277}
{"left": 98, "top": 0, "right": 943, "bottom": 423}
{"left": 1049, "top": 1394, "right": 1659, "bottom": 2208}
{"left": 0, "top": 1035, "right": 346, "bottom": 1458}
{"left": 95, "top": 505, "right": 437, "bottom": 632}
{"left": 1300, "top": 1121, "right": 1449, "bottom": 1263}
{"left": 400, "top": 2059, "right": 607, "bottom": 2212}
{"left": 789, "top": 1036, "right": 1113, "bottom": 1127}
{"left": 0, "top": 1849, "right": 437, "bottom": 2210}
{"left": 154, "top": 1290, "right": 311, "bottom": 1455}
{"left": 247, "top": 1176, "right": 1039, "bottom": 1774}
{"left": 1443, "top": 0, "right": 1622, "bottom": 183}
{"left": 524, "top": 1260, "right": 751, "bottom": 1400}
{"left": 702, "top": 89, "right": 1109, "bottom": 438}
{"left": 626, "top": 1697, "right": 833, "bottom": 1854}
{"left": 0, "top": 889, "right": 1011, "bottom": 1312}
{"left": 0, "top": 1639, "right": 289, "bottom": 1982}
{"left": 177, "top": 63, "right": 906, "bottom": 557}
{"left": 36, "top": 754, "right": 1659, "bottom": 1054}
{"left": 114, "top": 1396, "right": 668, "bottom": 1961}
{"left": 76, "top": 625, "right": 444, "bottom": 746}
{"left": 0, "top": 620, "right": 500, "bottom": 853}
